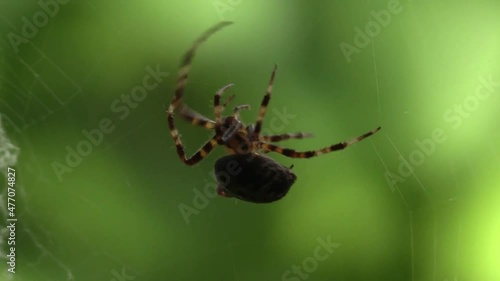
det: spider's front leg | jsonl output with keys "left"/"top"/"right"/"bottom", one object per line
{"left": 168, "top": 119, "right": 219, "bottom": 166}
{"left": 167, "top": 22, "right": 233, "bottom": 165}
{"left": 253, "top": 64, "right": 278, "bottom": 139}
{"left": 233, "top": 104, "right": 250, "bottom": 119}
{"left": 167, "top": 103, "right": 219, "bottom": 165}
{"left": 169, "top": 21, "right": 233, "bottom": 111}
{"left": 178, "top": 104, "right": 216, "bottom": 129}
{"left": 214, "top": 83, "right": 234, "bottom": 122}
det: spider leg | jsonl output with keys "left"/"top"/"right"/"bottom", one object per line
{"left": 168, "top": 21, "right": 233, "bottom": 112}
{"left": 260, "top": 132, "right": 314, "bottom": 142}
{"left": 257, "top": 127, "right": 381, "bottom": 158}
{"left": 221, "top": 94, "right": 235, "bottom": 110}
{"left": 214, "top": 83, "right": 234, "bottom": 122}
{"left": 253, "top": 64, "right": 278, "bottom": 139}
{"left": 167, "top": 22, "right": 232, "bottom": 165}
{"left": 179, "top": 104, "right": 216, "bottom": 129}
{"left": 169, "top": 132, "right": 219, "bottom": 166}
{"left": 233, "top": 104, "right": 250, "bottom": 119}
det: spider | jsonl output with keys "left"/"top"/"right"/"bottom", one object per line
{"left": 167, "top": 21, "right": 381, "bottom": 203}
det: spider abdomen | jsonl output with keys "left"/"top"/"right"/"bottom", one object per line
{"left": 214, "top": 154, "right": 297, "bottom": 203}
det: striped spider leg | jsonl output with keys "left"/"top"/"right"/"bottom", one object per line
{"left": 167, "top": 21, "right": 233, "bottom": 165}
{"left": 251, "top": 65, "right": 381, "bottom": 158}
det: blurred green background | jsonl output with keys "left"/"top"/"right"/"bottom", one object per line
{"left": 1, "top": 0, "right": 499, "bottom": 280}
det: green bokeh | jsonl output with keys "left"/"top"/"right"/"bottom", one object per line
{"left": 1, "top": 1, "right": 499, "bottom": 280}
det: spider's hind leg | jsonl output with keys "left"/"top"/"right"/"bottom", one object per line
{"left": 260, "top": 132, "right": 315, "bottom": 142}
{"left": 258, "top": 127, "right": 381, "bottom": 158}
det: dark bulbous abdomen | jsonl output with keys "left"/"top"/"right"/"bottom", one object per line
{"left": 214, "top": 153, "right": 297, "bottom": 203}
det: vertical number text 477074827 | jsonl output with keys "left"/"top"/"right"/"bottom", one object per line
{"left": 6, "top": 167, "right": 16, "bottom": 274}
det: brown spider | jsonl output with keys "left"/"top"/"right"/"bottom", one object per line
{"left": 167, "top": 21, "right": 381, "bottom": 203}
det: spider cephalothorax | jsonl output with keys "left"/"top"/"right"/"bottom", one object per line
{"left": 216, "top": 116, "right": 244, "bottom": 143}
{"left": 166, "top": 21, "right": 381, "bottom": 203}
